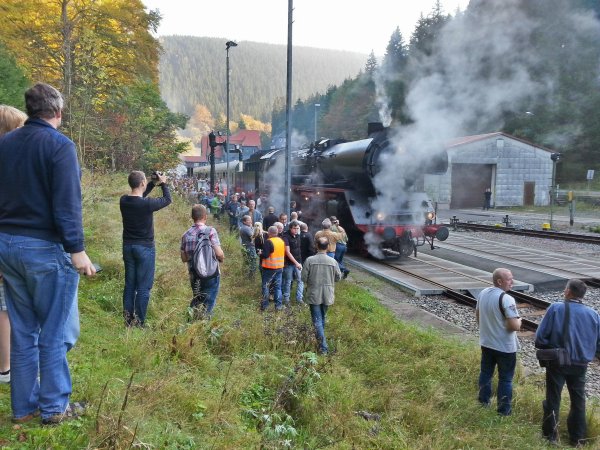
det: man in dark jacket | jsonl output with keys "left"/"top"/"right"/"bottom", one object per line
{"left": 300, "top": 222, "right": 315, "bottom": 262}
{"left": 263, "top": 206, "right": 278, "bottom": 229}
{"left": 282, "top": 220, "right": 304, "bottom": 306}
{"left": 120, "top": 170, "right": 171, "bottom": 327}
{"left": 535, "top": 279, "right": 600, "bottom": 446}
{"left": 0, "top": 83, "right": 95, "bottom": 425}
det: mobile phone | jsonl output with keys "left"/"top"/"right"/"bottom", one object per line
{"left": 93, "top": 263, "right": 103, "bottom": 273}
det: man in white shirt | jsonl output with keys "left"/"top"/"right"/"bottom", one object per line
{"left": 475, "top": 268, "right": 521, "bottom": 416}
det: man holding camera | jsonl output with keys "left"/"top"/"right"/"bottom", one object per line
{"left": 120, "top": 170, "right": 171, "bottom": 327}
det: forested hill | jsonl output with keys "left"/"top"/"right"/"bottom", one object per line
{"left": 158, "top": 35, "right": 367, "bottom": 122}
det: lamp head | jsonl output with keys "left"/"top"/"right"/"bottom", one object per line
{"left": 226, "top": 41, "right": 238, "bottom": 49}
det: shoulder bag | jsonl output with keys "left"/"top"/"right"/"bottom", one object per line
{"left": 536, "top": 301, "right": 572, "bottom": 367}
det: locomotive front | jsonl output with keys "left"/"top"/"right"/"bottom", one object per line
{"left": 293, "top": 123, "right": 449, "bottom": 259}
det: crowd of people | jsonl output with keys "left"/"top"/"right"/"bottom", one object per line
{"left": 2, "top": 83, "right": 600, "bottom": 447}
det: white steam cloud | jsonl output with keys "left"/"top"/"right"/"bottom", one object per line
{"left": 262, "top": 129, "right": 309, "bottom": 214}
{"left": 372, "top": 0, "right": 600, "bottom": 216}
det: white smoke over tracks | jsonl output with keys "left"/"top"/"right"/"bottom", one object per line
{"left": 372, "top": 0, "right": 600, "bottom": 216}
{"left": 262, "top": 129, "right": 309, "bottom": 214}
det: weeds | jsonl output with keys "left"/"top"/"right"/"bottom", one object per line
{"left": 1, "top": 172, "right": 598, "bottom": 448}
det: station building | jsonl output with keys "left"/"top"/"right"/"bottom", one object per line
{"left": 426, "top": 132, "right": 556, "bottom": 209}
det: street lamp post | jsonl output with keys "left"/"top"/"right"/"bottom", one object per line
{"left": 314, "top": 103, "right": 320, "bottom": 142}
{"left": 550, "top": 152, "right": 561, "bottom": 229}
{"left": 225, "top": 40, "right": 237, "bottom": 196}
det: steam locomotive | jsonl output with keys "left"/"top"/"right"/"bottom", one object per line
{"left": 195, "top": 123, "right": 449, "bottom": 259}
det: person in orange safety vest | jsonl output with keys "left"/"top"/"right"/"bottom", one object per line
{"left": 260, "top": 226, "right": 285, "bottom": 311}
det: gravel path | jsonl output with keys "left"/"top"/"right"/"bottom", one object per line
{"left": 352, "top": 231, "right": 600, "bottom": 398}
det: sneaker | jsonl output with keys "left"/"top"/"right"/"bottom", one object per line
{"left": 342, "top": 270, "right": 350, "bottom": 280}
{"left": 12, "top": 410, "right": 40, "bottom": 424}
{"left": 0, "top": 370, "right": 9, "bottom": 384}
{"left": 41, "top": 401, "right": 87, "bottom": 426}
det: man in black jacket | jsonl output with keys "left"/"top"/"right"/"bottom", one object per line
{"left": 120, "top": 171, "right": 171, "bottom": 327}
{"left": 282, "top": 220, "right": 304, "bottom": 306}
{"left": 263, "top": 206, "right": 278, "bottom": 229}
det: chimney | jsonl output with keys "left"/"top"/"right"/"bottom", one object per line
{"left": 367, "top": 122, "right": 384, "bottom": 136}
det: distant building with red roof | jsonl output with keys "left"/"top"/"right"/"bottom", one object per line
{"left": 180, "top": 129, "right": 262, "bottom": 175}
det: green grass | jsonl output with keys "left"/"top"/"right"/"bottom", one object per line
{"left": 1, "top": 171, "right": 599, "bottom": 448}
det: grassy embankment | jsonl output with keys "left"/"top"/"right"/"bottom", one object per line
{"left": 0, "top": 172, "right": 599, "bottom": 449}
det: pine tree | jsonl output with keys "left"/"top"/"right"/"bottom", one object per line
{"left": 365, "top": 51, "right": 378, "bottom": 75}
{"left": 383, "top": 27, "right": 407, "bottom": 71}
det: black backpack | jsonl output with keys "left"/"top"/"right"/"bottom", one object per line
{"left": 192, "top": 227, "right": 219, "bottom": 279}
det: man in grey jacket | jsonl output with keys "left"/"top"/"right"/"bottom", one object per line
{"left": 301, "top": 236, "right": 342, "bottom": 354}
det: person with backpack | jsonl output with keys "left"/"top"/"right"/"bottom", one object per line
{"left": 180, "top": 204, "right": 224, "bottom": 319}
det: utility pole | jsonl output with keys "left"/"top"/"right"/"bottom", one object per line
{"left": 550, "top": 152, "right": 561, "bottom": 229}
{"left": 225, "top": 40, "right": 237, "bottom": 196}
{"left": 284, "top": 0, "right": 293, "bottom": 218}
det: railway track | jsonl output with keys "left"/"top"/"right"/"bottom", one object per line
{"left": 380, "top": 260, "right": 548, "bottom": 332}
{"left": 450, "top": 222, "right": 600, "bottom": 245}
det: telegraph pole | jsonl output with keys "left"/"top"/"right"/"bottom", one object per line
{"left": 284, "top": 0, "right": 293, "bottom": 218}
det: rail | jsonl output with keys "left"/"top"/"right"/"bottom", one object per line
{"left": 378, "top": 261, "right": 542, "bottom": 332}
{"left": 452, "top": 222, "right": 600, "bottom": 245}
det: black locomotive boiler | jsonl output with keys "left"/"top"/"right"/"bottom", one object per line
{"left": 287, "top": 123, "right": 449, "bottom": 259}
{"left": 196, "top": 122, "right": 450, "bottom": 259}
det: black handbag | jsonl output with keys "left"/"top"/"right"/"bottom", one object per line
{"left": 536, "top": 301, "right": 571, "bottom": 367}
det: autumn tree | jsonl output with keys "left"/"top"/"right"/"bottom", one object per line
{"left": 0, "top": 0, "right": 186, "bottom": 171}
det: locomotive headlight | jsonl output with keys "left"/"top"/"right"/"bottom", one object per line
{"left": 376, "top": 212, "right": 385, "bottom": 222}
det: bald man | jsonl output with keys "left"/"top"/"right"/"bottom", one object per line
{"left": 475, "top": 268, "right": 521, "bottom": 416}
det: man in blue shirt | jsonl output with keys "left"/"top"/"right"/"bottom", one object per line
{"left": 0, "top": 83, "right": 96, "bottom": 425}
{"left": 535, "top": 279, "right": 600, "bottom": 446}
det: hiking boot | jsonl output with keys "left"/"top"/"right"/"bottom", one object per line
{"left": 12, "top": 410, "right": 40, "bottom": 424}
{"left": 41, "top": 401, "right": 87, "bottom": 426}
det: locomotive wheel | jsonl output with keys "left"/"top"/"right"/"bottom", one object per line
{"left": 399, "top": 242, "right": 414, "bottom": 257}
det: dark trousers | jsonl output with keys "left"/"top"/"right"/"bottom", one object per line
{"left": 542, "top": 364, "right": 587, "bottom": 445}
{"left": 478, "top": 346, "right": 516, "bottom": 415}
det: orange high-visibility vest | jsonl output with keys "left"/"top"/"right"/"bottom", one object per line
{"left": 262, "top": 237, "right": 285, "bottom": 269}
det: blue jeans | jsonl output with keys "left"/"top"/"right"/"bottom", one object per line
{"left": 190, "top": 273, "right": 220, "bottom": 318}
{"left": 282, "top": 265, "right": 304, "bottom": 304}
{"left": 309, "top": 304, "right": 329, "bottom": 353}
{"left": 478, "top": 346, "right": 516, "bottom": 415}
{"left": 543, "top": 365, "right": 587, "bottom": 445}
{"left": 123, "top": 244, "right": 155, "bottom": 325}
{"left": 261, "top": 268, "right": 282, "bottom": 310}
{"left": 0, "top": 233, "right": 79, "bottom": 420}
{"left": 334, "top": 242, "right": 347, "bottom": 273}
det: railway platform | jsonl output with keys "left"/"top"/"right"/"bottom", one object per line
{"left": 346, "top": 254, "right": 531, "bottom": 297}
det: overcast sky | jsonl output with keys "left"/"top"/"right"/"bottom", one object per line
{"left": 142, "top": 0, "right": 471, "bottom": 56}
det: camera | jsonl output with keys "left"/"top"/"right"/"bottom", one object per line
{"left": 150, "top": 171, "right": 164, "bottom": 182}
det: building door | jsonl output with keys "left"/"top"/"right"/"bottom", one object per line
{"left": 450, "top": 164, "right": 494, "bottom": 208}
{"left": 523, "top": 181, "right": 535, "bottom": 206}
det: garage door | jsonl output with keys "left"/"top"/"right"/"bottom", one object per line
{"left": 451, "top": 164, "right": 494, "bottom": 208}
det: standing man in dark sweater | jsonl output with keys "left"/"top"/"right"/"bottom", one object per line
{"left": 120, "top": 170, "right": 171, "bottom": 327}
{"left": 282, "top": 220, "right": 304, "bottom": 306}
{"left": 0, "top": 83, "right": 95, "bottom": 425}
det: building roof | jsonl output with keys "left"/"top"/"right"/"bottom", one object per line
{"left": 445, "top": 131, "right": 554, "bottom": 153}
{"left": 197, "top": 129, "right": 262, "bottom": 162}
